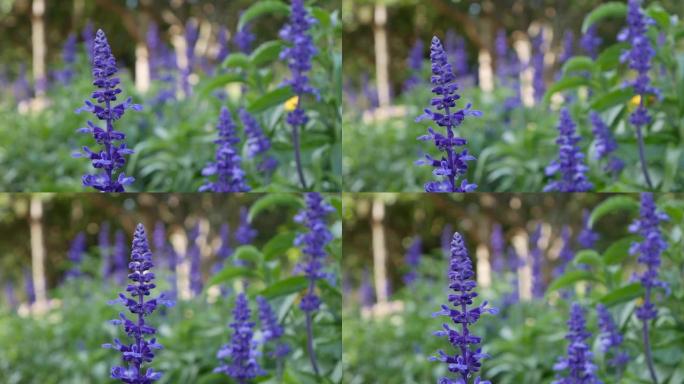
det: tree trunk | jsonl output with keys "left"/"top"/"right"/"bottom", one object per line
{"left": 371, "top": 198, "right": 388, "bottom": 304}
{"left": 373, "top": 3, "right": 391, "bottom": 108}
{"left": 31, "top": 0, "right": 47, "bottom": 99}
{"left": 29, "top": 197, "right": 47, "bottom": 312}
{"left": 135, "top": 42, "right": 150, "bottom": 92}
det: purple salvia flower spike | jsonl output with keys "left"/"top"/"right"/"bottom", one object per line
{"left": 596, "top": 304, "right": 629, "bottom": 370}
{"left": 234, "top": 20, "right": 256, "bottom": 54}
{"left": 56, "top": 33, "right": 77, "bottom": 85}
{"left": 555, "top": 226, "right": 574, "bottom": 276}
{"left": 103, "top": 223, "right": 173, "bottom": 383}
{"left": 74, "top": 29, "right": 141, "bottom": 192}
{"left": 216, "top": 27, "right": 230, "bottom": 63}
{"left": 24, "top": 268, "right": 35, "bottom": 305}
{"left": 402, "top": 236, "right": 422, "bottom": 285}
{"left": 530, "top": 224, "right": 544, "bottom": 299}
{"left": 236, "top": 207, "right": 257, "bottom": 246}
{"left": 239, "top": 107, "right": 278, "bottom": 174}
{"left": 199, "top": 107, "right": 250, "bottom": 192}
{"left": 360, "top": 269, "right": 375, "bottom": 308}
{"left": 66, "top": 232, "right": 87, "bottom": 279}
{"left": 182, "top": 20, "right": 199, "bottom": 96}
{"left": 280, "top": 0, "right": 319, "bottom": 189}
{"left": 590, "top": 111, "right": 625, "bottom": 177}
{"left": 559, "top": 31, "right": 574, "bottom": 65}
{"left": 619, "top": 0, "right": 658, "bottom": 188}
{"left": 256, "top": 296, "right": 291, "bottom": 358}
{"left": 403, "top": 39, "right": 424, "bottom": 92}
{"left": 581, "top": 25, "right": 602, "bottom": 60}
{"left": 215, "top": 293, "right": 264, "bottom": 382}
{"left": 113, "top": 230, "right": 128, "bottom": 285}
{"left": 295, "top": 192, "right": 334, "bottom": 375}
{"left": 417, "top": 36, "right": 479, "bottom": 193}
{"left": 578, "top": 209, "right": 599, "bottom": 249}
{"left": 213, "top": 223, "right": 233, "bottom": 274}
{"left": 490, "top": 224, "right": 505, "bottom": 274}
{"left": 532, "top": 32, "right": 546, "bottom": 102}
{"left": 544, "top": 108, "right": 593, "bottom": 192}
{"left": 187, "top": 224, "right": 202, "bottom": 296}
{"left": 630, "top": 193, "right": 668, "bottom": 383}
{"left": 431, "top": 232, "right": 496, "bottom": 384}
{"left": 552, "top": 303, "right": 602, "bottom": 384}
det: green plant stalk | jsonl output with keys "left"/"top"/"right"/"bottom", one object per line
{"left": 635, "top": 98, "right": 654, "bottom": 189}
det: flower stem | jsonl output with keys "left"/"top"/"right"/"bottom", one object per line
{"left": 292, "top": 98, "right": 308, "bottom": 190}
{"left": 305, "top": 311, "right": 320, "bottom": 376}
{"left": 635, "top": 99, "right": 653, "bottom": 189}
{"left": 642, "top": 319, "right": 658, "bottom": 383}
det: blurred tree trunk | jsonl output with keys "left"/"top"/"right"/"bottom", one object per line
{"left": 373, "top": 3, "right": 390, "bottom": 108}
{"left": 29, "top": 197, "right": 47, "bottom": 312}
{"left": 371, "top": 198, "right": 388, "bottom": 304}
{"left": 31, "top": 0, "right": 46, "bottom": 99}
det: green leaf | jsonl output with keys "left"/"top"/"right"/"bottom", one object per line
{"left": 259, "top": 276, "right": 309, "bottom": 299}
{"left": 562, "top": 56, "right": 594, "bottom": 74}
{"left": 207, "top": 267, "right": 261, "bottom": 287}
{"left": 233, "top": 245, "right": 262, "bottom": 264}
{"left": 582, "top": 2, "right": 628, "bottom": 33}
{"left": 543, "top": 77, "right": 590, "bottom": 103}
{"left": 248, "top": 194, "right": 304, "bottom": 221}
{"left": 646, "top": 5, "right": 671, "bottom": 29}
{"left": 238, "top": 1, "right": 290, "bottom": 31}
{"left": 603, "top": 236, "right": 640, "bottom": 265}
{"left": 573, "top": 250, "right": 602, "bottom": 267}
{"left": 221, "top": 53, "right": 250, "bottom": 69}
{"left": 262, "top": 231, "right": 296, "bottom": 260}
{"left": 589, "top": 196, "right": 639, "bottom": 227}
{"left": 589, "top": 88, "right": 634, "bottom": 112}
{"left": 547, "top": 270, "right": 598, "bottom": 293}
{"left": 249, "top": 41, "right": 284, "bottom": 67}
{"left": 247, "top": 86, "right": 295, "bottom": 114}
{"left": 595, "top": 43, "right": 629, "bottom": 71}
{"left": 599, "top": 283, "right": 644, "bottom": 307}
{"left": 196, "top": 73, "right": 246, "bottom": 98}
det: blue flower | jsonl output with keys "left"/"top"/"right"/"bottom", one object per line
{"left": 103, "top": 224, "right": 173, "bottom": 384}
{"left": 236, "top": 207, "right": 257, "bottom": 246}
{"left": 402, "top": 237, "right": 422, "bottom": 285}
{"left": 553, "top": 303, "right": 601, "bottom": 384}
{"left": 490, "top": 224, "right": 505, "bottom": 274}
{"left": 66, "top": 232, "right": 87, "bottom": 279}
{"left": 416, "top": 36, "right": 480, "bottom": 193}
{"left": 581, "top": 25, "right": 602, "bottom": 60}
{"left": 431, "top": 232, "right": 496, "bottom": 384}
{"left": 199, "top": 107, "right": 250, "bottom": 192}
{"left": 544, "top": 109, "right": 593, "bottom": 192}
{"left": 256, "top": 296, "right": 290, "bottom": 358}
{"left": 532, "top": 32, "right": 546, "bottom": 102}
{"left": 56, "top": 33, "right": 77, "bottom": 85}
{"left": 590, "top": 111, "right": 624, "bottom": 176}
{"left": 578, "top": 210, "right": 599, "bottom": 249}
{"left": 403, "top": 39, "right": 424, "bottom": 91}
{"left": 74, "top": 29, "right": 141, "bottom": 192}
{"left": 559, "top": 31, "right": 575, "bottom": 65}
{"left": 555, "top": 226, "right": 574, "bottom": 276}
{"left": 215, "top": 293, "right": 264, "bottom": 381}
{"left": 238, "top": 108, "right": 277, "bottom": 173}
{"left": 234, "top": 21, "right": 256, "bottom": 54}
{"left": 596, "top": 304, "right": 629, "bottom": 369}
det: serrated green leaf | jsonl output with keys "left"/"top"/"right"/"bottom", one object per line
{"left": 238, "top": 1, "right": 290, "bottom": 31}
{"left": 562, "top": 56, "right": 594, "bottom": 74}
{"left": 603, "top": 236, "right": 640, "bottom": 264}
{"left": 547, "top": 270, "right": 598, "bottom": 293}
{"left": 598, "top": 283, "right": 643, "bottom": 307}
{"left": 589, "top": 196, "right": 640, "bottom": 227}
{"left": 248, "top": 194, "right": 304, "bottom": 221}
{"left": 259, "top": 276, "right": 308, "bottom": 299}
{"left": 543, "top": 77, "right": 590, "bottom": 103}
{"left": 573, "top": 250, "right": 602, "bottom": 267}
{"left": 247, "top": 86, "right": 295, "bottom": 114}
{"left": 249, "top": 41, "right": 284, "bottom": 67}
{"left": 582, "top": 2, "right": 628, "bottom": 33}
{"left": 589, "top": 88, "right": 634, "bottom": 112}
{"left": 207, "top": 266, "right": 261, "bottom": 287}
{"left": 262, "top": 231, "right": 296, "bottom": 260}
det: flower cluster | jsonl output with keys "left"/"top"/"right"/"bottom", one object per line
{"left": 236, "top": 207, "right": 257, "bottom": 246}
{"left": 490, "top": 224, "right": 505, "bottom": 273}
{"left": 581, "top": 25, "right": 602, "bottom": 60}
{"left": 256, "top": 296, "right": 290, "bottom": 358}
{"left": 295, "top": 192, "right": 334, "bottom": 312}
{"left": 630, "top": 193, "right": 668, "bottom": 321}
{"left": 187, "top": 224, "right": 202, "bottom": 296}
{"left": 103, "top": 224, "right": 173, "bottom": 383}
{"left": 402, "top": 237, "right": 422, "bottom": 285}
{"left": 590, "top": 112, "right": 624, "bottom": 176}
{"left": 416, "top": 36, "right": 480, "bottom": 193}
{"left": 431, "top": 232, "right": 496, "bottom": 384}
{"left": 446, "top": 31, "right": 469, "bottom": 78}
{"left": 74, "top": 29, "right": 141, "bottom": 192}
{"left": 56, "top": 33, "right": 77, "bottom": 85}
{"left": 555, "top": 226, "right": 574, "bottom": 276}
{"left": 66, "top": 232, "right": 87, "bottom": 279}
{"left": 404, "top": 39, "right": 424, "bottom": 91}
{"left": 530, "top": 224, "right": 544, "bottom": 298}
{"left": 559, "top": 31, "right": 574, "bottom": 65}
{"left": 596, "top": 304, "right": 629, "bottom": 369}
{"left": 238, "top": 108, "right": 277, "bottom": 173}
{"left": 113, "top": 230, "right": 128, "bottom": 284}
{"left": 544, "top": 108, "right": 593, "bottom": 192}
{"left": 532, "top": 32, "right": 546, "bottom": 102}
{"left": 578, "top": 209, "right": 599, "bottom": 249}
{"left": 553, "top": 303, "right": 601, "bottom": 384}
{"left": 234, "top": 22, "right": 255, "bottom": 54}
{"left": 199, "top": 107, "right": 250, "bottom": 192}
{"left": 215, "top": 293, "right": 263, "bottom": 382}
{"left": 182, "top": 20, "right": 199, "bottom": 96}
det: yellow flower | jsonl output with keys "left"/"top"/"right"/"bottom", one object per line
{"left": 284, "top": 96, "right": 299, "bottom": 111}
{"left": 630, "top": 95, "right": 641, "bottom": 107}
